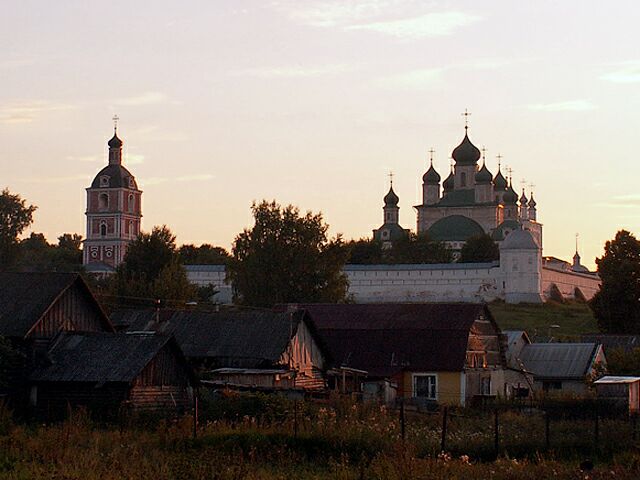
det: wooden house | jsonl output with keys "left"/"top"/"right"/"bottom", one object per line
{"left": 29, "top": 332, "right": 195, "bottom": 419}
{"left": 111, "top": 309, "right": 328, "bottom": 391}
{"left": 0, "top": 272, "right": 113, "bottom": 405}
{"left": 594, "top": 376, "right": 640, "bottom": 414}
{"left": 296, "top": 303, "right": 511, "bottom": 406}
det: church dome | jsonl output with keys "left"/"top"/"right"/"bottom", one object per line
{"left": 501, "top": 228, "right": 539, "bottom": 250}
{"left": 108, "top": 133, "right": 123, "bottom": 149}
{"left": 384, "top": 186, "right": 399, "bottom": 206}
{"left": 91, "top": 164, "right": 139, "bottom": 189}
{"left": 423, "top": 164, "right": 441, "bottom": 184}
{"left": 427, "top": 215, "right": 484, "bottom": 242}
{"left": 493, "top": 169, "right": 507, "bottom": 190}
{"left": 452, "top": 132, "right": 481, "bottom": 166}
{"left": 475, "top": 163, "right": 493, "bottom": 183}
{"left": 503, "top": 185, "right": 518, "bottom": 204}
{"left": 528, "top": 194, "right": 537, "bottom": 207}
{"left": 443, "top": 171, "right": 455, "bottom": 192}
{"left": 519, "top": 190, "right": 528, "bottom": 205}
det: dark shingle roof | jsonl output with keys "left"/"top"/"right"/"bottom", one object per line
{"left": 427, "top": 215, "right": 485, "bottom": 242}
{"left": 299, "top": 303, "right": 492, "bottom": 377}
{"left": 90, "top": 164, "right": 138, "bottom": 189}
{"left": 30, "top": 332, "right": 186, "bottom": 383}
{"left": 0, "top": 272, "right": 110, "bottom": 337}
{"left": 111, "top": 309, "right": 309, "bottom": 368}
{"left": 518, "top": 343, "right": 601, "bottom": 380}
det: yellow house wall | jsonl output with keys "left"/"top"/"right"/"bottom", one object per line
{"left": 402, "top": 371, "right": 463, "bottom": 406}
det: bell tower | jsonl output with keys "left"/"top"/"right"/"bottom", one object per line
{"left": 83, "top": 118, "right": 142, "bottom": 272}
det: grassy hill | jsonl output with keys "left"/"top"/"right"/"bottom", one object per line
{"left": 488, "top": 301, "right": 598, "bottom": 339}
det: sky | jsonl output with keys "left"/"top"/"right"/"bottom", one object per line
{"left": 2, "top": 0, "right": 640, "bottom": 269}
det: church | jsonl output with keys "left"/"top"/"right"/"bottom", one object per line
{"left": 83, "top": 122, "right": 142, "bottom": 274}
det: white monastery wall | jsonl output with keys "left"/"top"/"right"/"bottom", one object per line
{"left": 541, "top": 267, "right": 601, "bottom": 301}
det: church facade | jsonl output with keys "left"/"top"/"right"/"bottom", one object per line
{"left": 83, "top": 127, "right": 142, "bottom": 273}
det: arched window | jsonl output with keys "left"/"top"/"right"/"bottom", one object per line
{"left": 128, "top": 194, "right": 134, "bottom": 213}
{"left": 99, "top": 193, "right": 109, "bottom": 210}
{"left": 128, "top": 221, "right": 134, "bottom": 237}
{"left": 461, "top": 172, "right": 466, "bottom": 187}
{"left": 100, "top": 222, "right": 107, "bottom": 236}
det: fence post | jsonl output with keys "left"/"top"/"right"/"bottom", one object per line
{"left": 441, "top": 406, "right": 448, "bottom": 452}
{"left": 545, "top": 411, "right": 550, "bottom": 450}
{"left": 494, "top": 408, "right": 499, "bottom": 456}
{"left": 400, "top": 398, "right": 406, "bottom": 441}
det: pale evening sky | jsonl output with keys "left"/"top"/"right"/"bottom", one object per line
{"left": 2, "top": 0, "right": 640, "bottom": 269}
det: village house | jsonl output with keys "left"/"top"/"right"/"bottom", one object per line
{"left": 29, "top": 331, "right": 196, "bottom": 419}
{"left": 111, "top": 309, "right": 328, "bottom": 391}
{"left": 594, "top": 376, "right": 640, "bottom": 415}
{"left": 292, "top": 303, "right": 520, "bottom": 406}
{"left": 0, "top": 272, "right": 114, "bottom": 408}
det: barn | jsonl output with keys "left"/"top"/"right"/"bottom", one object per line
{"left": 29, "top": 331, "right": 195, "bottom": 419}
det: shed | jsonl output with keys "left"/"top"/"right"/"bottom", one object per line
{"left": 518, "top": 343, "right": 606, "bottom": 394}
{"left": 594, "top": 376, "right": 640, "bottom": 414}
{"left": 295, "top": 303, "right": 512, "bottom": 406}
{"left": 29, "top": 332, "right": 195, "bottom": 419}
{"left": 111, "top": 309, "right": 328, "bottom": 390}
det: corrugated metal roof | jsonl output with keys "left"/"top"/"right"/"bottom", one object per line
{"left": 111, "top": 309, "right": 311, "bottom": 368}
{"left": 594, "top": 376, "right": 640, "bottom": 384}
{"left": 298, "top": 303, "right": 495, "bottom": 377}
{"left": 518, "top": 343, "right": 599, "bottom": 380}
{"left": 30, "top": 332, "right": 176, "bottom": 383}
{"left": 581, "top": 334, "right": 640, "bottom": 353}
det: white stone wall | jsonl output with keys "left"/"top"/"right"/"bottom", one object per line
{"left": 184, "top": 266, "right": 233, "bottom": 304}
{"left": 541, "top": 267, "right": 601, "bottom": 301}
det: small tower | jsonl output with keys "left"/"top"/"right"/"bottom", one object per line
{"left": 528, "top": 193, "right": 537, "bottom": 221}
{"left": 451, "top": 121, "right": 481, "bottom": 190}
{"left": 422, "top": 149, "right": 441, "bottom": 205}
{"left": 493, "top": 155, "right": 508, "bottom": 204}
{"left": 373, "top": 174, "right": 409, "bottom": 247}
{"left": 572, "top": 234, "right": 589, "bottom": 273}
{"left": 474, "top": 147, "right": 494, "bottom": 203}
{"left": 83, "top": 119, "right": 142, "bottom": 272}
{"left": 499, "top": 227, "right": 543, "bottom": 303}
{"left": 503, "top": 178, "right": 519, "bottom": 220}
{"left": 519, "top": 189, "right": 529, "bottom": 221}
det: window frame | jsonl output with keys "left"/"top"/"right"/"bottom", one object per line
{"left": 412, "top": 373, "right": 438, "bottom": 401}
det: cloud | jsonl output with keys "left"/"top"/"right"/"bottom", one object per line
{"left": 283, "top": 0, "right": 406, "bottom": 27}
{"left": 527, "top": 100, "right": 596, "bottom": 112}
{"left": 126, "top": 154, "right": 145, "bottom": 165}
{"left": 0, "top": 100, "right": 75, "bottom": 124}
{"left": 601, "top": 62, "right": 640, "bottom": 83}
{"left": 376, "top": 67, "right": 446, "bottom": 89}
{"left": 598, "top": 194, "right": 640, "bottom": 208}
{"left": 347, "top": 11, "right": 482, "bottom": 38}
{"left": 0, "top": 56, "right": 36, "bottom": 69}
{"left": 235, "top": 63, "right": 356, "bottom": 78}
{"left": 142, "top": 174, "right": 214, "bottom": 186}
{"left": 14, "top": 174, "right": 88, "bottom": 184}
{"left": 114, "top": 92, "right": 170, "bottom": 106}
{"left": 67, "top": 155, "right": 102, "bottom": 164}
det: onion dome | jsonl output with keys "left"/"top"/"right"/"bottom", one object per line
{"left": 503, "top": 185, "right": 518, "bottom": 204}
{"left": 493, "top": 169, "right": 507, "bottom": 190}
{"left": 384, "top": 186, "right": 399, "bottom": 207}
{"left": 443, "top": 171, "right": 455, "bottom": 192}
{"left": 108, "top": 132, "right": 123, "bottom": 149}
{"left": 423, "top": 162, "right": 441, "bottom": 184}
{"left": 452, "top": 131, "right": 481, "bottom": 166}
{"left": 475, "top": 163, "right": 493, "bottom": 183}
{"left": 519, "top": 189, "right": 528, "bottom": 205}
{"left": 501, "top": 227, "right": 539, "bottom": 250}
{"left": 528, "top": 194, "right": 537, "bottom": 207}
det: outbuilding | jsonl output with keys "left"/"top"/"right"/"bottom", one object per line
{"left": 594, "top": 376, "right": 640, "bottom": 414}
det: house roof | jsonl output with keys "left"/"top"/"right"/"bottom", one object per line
{"left": 0, "top": 272, "right": 112, "bottom": 338}
{"left": 30, "top": 332, "right": 191, "bottom": 383}
{"left": 580, "top": 334, "right": 640, "bottom": 353}
{"left": 111, "top": 309, "right": 316, "bottom": 368}
{"left": 518, "top": 343, "right": 601, "bottom": 380}
{"left": 297, "top": 303, "right": 495, "bottom": 377}
{"left": 504, "top": 330, "right": 531, "bottom": 347}
{"left": 594, "top": 376, "right": 640, "bottom": 384}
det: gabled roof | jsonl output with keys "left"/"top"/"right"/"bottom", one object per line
{"left": 518, "top": 343, "right": 602, "bottom": 380}
{"left": 298, "top": 303, "right": 496, "bottom": 377}
{"left": 0, "top": 272, "right": 112, "bottom": 338}
{"left": 111, "top": 309, "right": 317, "bottom": 368}
{"left": 580, "top": 334, "right": 640, "bottom": 353}
{"left": 594, "top": 376, "right": 640, "bottom": 385}
{"left": 30, "top": 332, "right": 192, "bottom": 384}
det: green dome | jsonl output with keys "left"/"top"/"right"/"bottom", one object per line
{"left": 443, "top": 172, "right": 455, "bottom": 192}
{"left": 427, "top": 215, "right": 485, "bottom": 242}
{"left": 475, "top": 163, "right": 493, "bottom": 183}
{"left": 493, "top": 169, "right": 507, "bottom": 190}
{"left": 384, "top": 186, "right": 399, "bottom": 206}
{"left": 452, "top": 132, "right": 481, "bottom": 166}
{"left": 423, "top": 164, "right": 441, "bottom": 184}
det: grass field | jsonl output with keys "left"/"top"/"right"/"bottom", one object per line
{"left": 488, "top": 301, "right": 598, "bottom": 338}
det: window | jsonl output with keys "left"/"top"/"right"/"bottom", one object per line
{"left": 413, "top": 374, "right": 437, "bottom": 400}
{"left": 128, "top": 221, "right": 134, "bottom": 236}
{"left": 98, "top": 193, "right": 109, "bottom": 210}
{"left": 128, "top": 194, "right": 134, "bottom": 213}
{"left": 100, "top": 222, "right": 107, "bottom": 236}
{"left": 461, "top": 172, "right": 466, "bottom": 187}
{"left": 481, "top": 377, "right": 491, "bottom": 395}
{"left": 99, "top": 176, "right": 109, "bottom": 187}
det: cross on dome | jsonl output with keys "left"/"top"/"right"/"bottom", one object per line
{"left": 461, "top": 108, "right": 471, "bottom": 130}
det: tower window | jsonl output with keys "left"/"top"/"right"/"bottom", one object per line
{"left": 100, "top": 222, "right": 107, "bottom": 236}
{"left": 129, "top": 221, "right": 134, "bottom": 236}
{"left": 99, "top": 193, "right": 109, "bottom": 210}
{"left": 461, "top": 172, "right": 466, "bottom": 187}
{"left": 100, "top": 176, "right": 109, "bottom": 187}
{"left": 128, "top": 194, "right": 134, "bottom": 213}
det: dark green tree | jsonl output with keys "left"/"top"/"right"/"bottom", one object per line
{"left": 227, "top": 200, "right": 350, "bottom": 307}
{"left": 178, "top": 243, "right": 230, "bottom": 265}
{"left": 590, "top": 230, "right": 640, "bottom": 333}
{"left": 0, "top": 188, "right": 37, "bottom": 268}
{"left": 389, "top": 233, "right": 452, "bottom": 264}
{"left": 113, "top": 225, "right": 196, "bottom": 305}
{"left": 459, "top": 233, "right": 500, "bottom": 263}
{"left": 347, "top": 238, "right": 384, "bottom": 264}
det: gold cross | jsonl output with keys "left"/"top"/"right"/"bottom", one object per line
{"left": 428, "top": 148, "right": 435, "bottom": 164}
{"left": 496, "top": 153, "right": 503, "bottom": 169}
{"left": 461, "top": 109, "right": 471, "bottom": 129}
{"left": 388, "top": 171, "right": 394, "bottom": 187}
{"left": 112, "top": 114, "right": 120, "bottom": 132}
{"left": 481, "top": 146, "right": 487, "bottom": 161}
